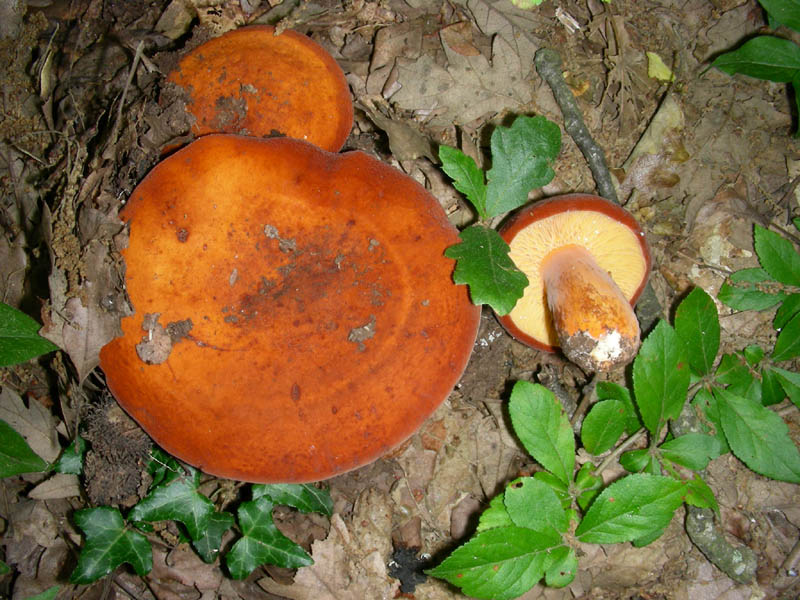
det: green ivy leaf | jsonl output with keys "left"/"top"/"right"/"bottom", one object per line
{"left": 226, "top": 497, "right": 312, "bottom": 579}
{"left": 754, "top": 224, "right": 800, "bottom": 285}
{"left": 484, "top": 116, "right": 561, "bottom": 218}
{"left": 543, "top": 546, "right": 577, "bottom": 587}
{"left": 0, "top": 302, "right": 59, "bottom": 367}
{"left": 70, "top": 507, "right": 152, "bottom": 584}
{"left": 715, "top": 388, "right": 800, "bottom": 483}
{"left": 253, "top": 483, "right": 333, "bottom": 515}
{"left": 575, "top": 474, "right": 686, "bottom": 544}
{"left": 770, "top": 366, "right": 800, "bottom": 407}
{"left": 445, "top": 225, "right": 528, "bottom": 315}
{"left": 54, "top": 435, "right": 86, "bottom": 475}
{"left": 508, "top": 382, "right": 575, "bottom": 486}
{"left": 504, "top": 477, "right": 568, "bottom": 533}
{"left": 596, "top": 381, "right": 641, "bottom": 433}
{"left": 425, "top": 526, "right": 561, "bottom": 600}
{"left": 439, "top": 145, "right": 487, "bottom": 218}
{"left": 193, "top": 511, "right": 235, "bottom": 564}
{"left": 759, "top": 0, "right": 800, "bottom": 31}
{"left": 674, "top": 288, "right": 720, "bottom": 376}
{"left": 660, "top": 433, "right": 723, "bottom": 471}
{"left": 128, "top": 468, "right": 214, "bottom": 541}
{"left": 0, "top": 419, "right": 49, "bottom": 477}
{"left": 712, "top": 36, "right": 800, "bottom": 83}
{"left": 772, "top": 311, "right": 800, "bottom": 361}
{"left": 581, "top": 399, "right": 628, "bottom": 455}
{"left": 632, "top": 321, "right": 690, "bottom": 438}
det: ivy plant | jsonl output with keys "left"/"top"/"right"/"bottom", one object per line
{"left": 711, "top": 0, "right": 800, "bottom": 135}
{"left": 428, "top": 268, "right": 800, "bottom": 597}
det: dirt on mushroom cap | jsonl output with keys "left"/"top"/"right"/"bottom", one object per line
{"left": 99, "top": 134, "right": 480, "bottom": 483}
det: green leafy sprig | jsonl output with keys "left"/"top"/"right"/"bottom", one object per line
{"left": 441, "top": 115, "right": 561, "bottom": 314}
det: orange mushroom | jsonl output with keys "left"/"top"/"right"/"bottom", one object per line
{"left": 99, "top": 134, "right": 479, "bottom": 483}
{"left": 168, "top": 25, "right": 353, "bottom": 152}
{"left": 497, "top": 194, "right": 651, "bottom": 372}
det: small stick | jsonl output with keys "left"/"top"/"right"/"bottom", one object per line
{"left": 534, "top": 48, "right": 618, "bottom": 204}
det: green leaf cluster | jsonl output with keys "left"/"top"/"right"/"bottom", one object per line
{"left": 711, "top": 0, "right": 800, "bottom": 134}
{"left": 429, "top": 224, "right": 800, "bottom": 599}
{"left": 440, "top": 115, "right": 561, "bottom": 314}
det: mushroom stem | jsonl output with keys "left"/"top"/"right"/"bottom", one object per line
{"left": 541, "top": 244, "right": 640, "bottom": 372}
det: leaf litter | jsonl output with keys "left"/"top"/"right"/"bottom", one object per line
{"left": 1, "top": 0, "right": 799, "bottom": 598}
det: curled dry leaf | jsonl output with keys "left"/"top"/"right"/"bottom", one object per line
{"left": 0, "top": 387, "right": 59, "bottom": 464}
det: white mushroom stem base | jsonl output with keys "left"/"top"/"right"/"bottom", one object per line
{"left": 541, "top": 244, "right": 641, "bottom": 372}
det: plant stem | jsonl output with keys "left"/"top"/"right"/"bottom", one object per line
{"left": 534, "top": 48, "right": 618, "bottom": 204}
{"left": 595, "top": 427, "right": 645, "bottom": 477}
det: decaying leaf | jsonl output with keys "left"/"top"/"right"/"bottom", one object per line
{"left": 0, "top": 386, "right": 59, "bottom": 464}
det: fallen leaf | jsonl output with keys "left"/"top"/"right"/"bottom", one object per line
{"left": 28, "top": 473, "right": 82, "bottom": 500}
{"left": 0, "top": 386, "right": 60, "bottom": 463}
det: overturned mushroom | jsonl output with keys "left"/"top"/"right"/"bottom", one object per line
{"left": 99, "top": 134, "right": 479, "bottom": 483}
{"left": 168, "top": 25, "right": 353, "bottom": 152}
{"left": 498, "top": 194, "right": 651, "bottom": 372}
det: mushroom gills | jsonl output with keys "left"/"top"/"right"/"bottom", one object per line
{"left": 541, "top": 244, "right": 640, "bottom": 372}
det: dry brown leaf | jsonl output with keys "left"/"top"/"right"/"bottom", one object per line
{"left": 0, "top": 386, "right": 60, "bottom": 463}
{"left": 258, "top": 489, "right": 399, "bottom": 599}
{"left": 28, "top": 473, "right": 81, "bottom": 500}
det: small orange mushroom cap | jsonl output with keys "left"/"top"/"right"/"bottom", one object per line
{"left": 498, "top": 194, "right": 651, "bottom": 372}
{"left": 99, "top": 134, "right": 479, "bottom": 483}
{"left": 168, "top": 25, "right": 353, "bottom": 152}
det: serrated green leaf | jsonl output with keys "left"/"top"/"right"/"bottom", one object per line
{"left": 0, "top": 303, "right": 59, "bottom": 367}
{"left": 715, "top": 388, "right": 800, "bottom": 483}
{"left": 761, "top": 366, "right": 787, "bottom": 406}
{"left": 445, "top": 225, "right": 528, "bottom": 315}
{"left": 226, "top": 497, "right": 312, "bottom": 579}
{"left": 439, "top": 145, "right": 487, "bottom": 218}
{"left": 685, "top": 474, "right": 720, "bottom": 515}
{"left": 692, "top": 387, "right": 730, "bottom": 454}
{"left": 575, "top": 474, "right": 686, "bottom": 544}
{"left": 504, "top": 477, "right": 568, "bottom": 533}
{"left": 730, "top": 267, "right": 772, "bottom": 283}
{"left": 426, "top": 526, "right": 561, "bottom": 600}
{"left": 774, "top": 293, "right": 800, "bottom": 330}
{"left": 596, "top": 381, "right": 641, "bottom": 433}
{"left": 632, "top": 321, "right": 690, "bottom": 438}
{"left": 717, "top": 282, "right": 785, "bottom": 311}
{"left": 660, "top": 433, "right": 723, "bottom": 471}
{"left": 619, "top": 448, "right": 650, "bottom": 473}
{"left": 674, "top": 288, "right": 720, "bottom": 376}
{"left": 70, "top": 507, "right": 152, "bottom": 584}
{"left": 128, "top": 469, "right": 213, "bottom": 540}
{"left": 55, "top": 435, "right": 86, "bottom": 475}
{"left": 632, "top": 525, "right": 669, "bottom": 547}
{"left": 743, "top": 344, "right": 765, "bottom": 366}
{"left": 532, "top": 471, "right": 571, "bottom": 508}
{"left": 770, "top": 366, "right": 800, "bottom": 407}
{"left": 477, "top": 494, "right": 514, "bottom": 532}
{"left": 773, "top": 311, "right": 800, "bottom": 361}
{"left": 484, "top": 116, "right": 561, "bottom": 218}
{"left": 715, "top": 353, "right": 761, "bottom": 402}
{"left": 253, "top": 484, "right": 333, "bottom": 515}
{"left": 713, "top": 36, "right": 800, "bottom": 83}
{"left": 754, "top": 224, "right": 800, "bottom": 285}
{"left": 193, "top": 511, "right": 234, "bottom": 563}
{"left": 759, "top": 0, "right": 800, "bottom": 31}
{"left": 544, "top": 546, "right": 577, "bottom": 587}
{"left": 508, "top": 381, "right": 575, "bottom": 486}
{"left": 0, "top": 419, "right": 49, "bottom": 477}
{"left": 581, "top": 400, "right": 627, "bottom": 455}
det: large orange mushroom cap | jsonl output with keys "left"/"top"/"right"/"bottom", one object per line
{"left": 99, "top": 134, "right": 479, "bottom": 483}
{"left": 498, "top": 194, "right": 651, "bottom": 372}
{"left": 168, "top": 26, "right": 353, "bottom": 152}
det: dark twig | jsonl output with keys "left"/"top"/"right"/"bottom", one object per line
{"left": 534, "top": 48, "right": 618, "bottom": 204}
{"left": 672, "top": 403, "right": 757, "bottom": 584}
